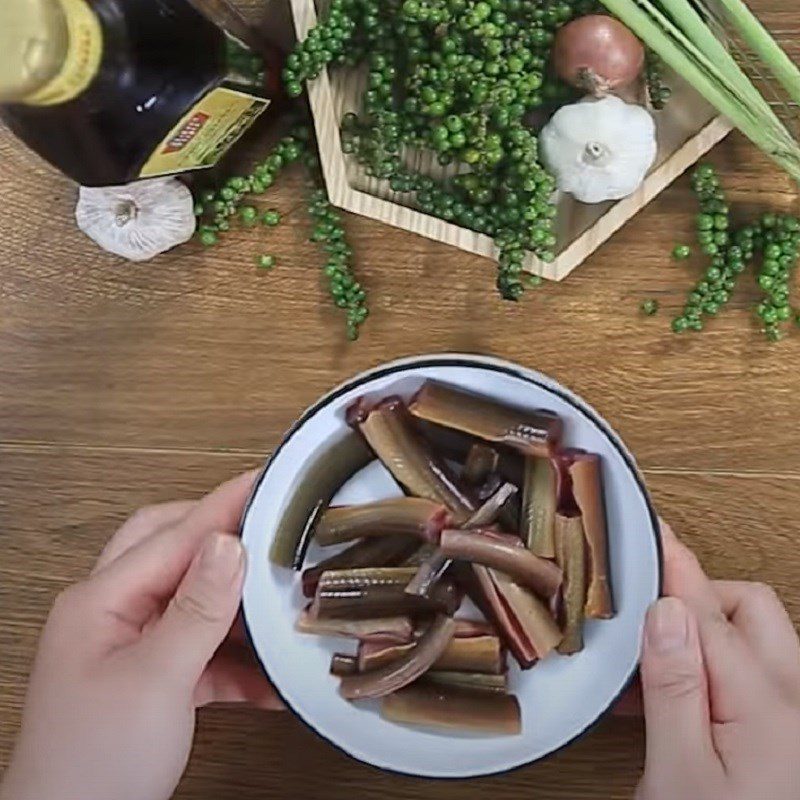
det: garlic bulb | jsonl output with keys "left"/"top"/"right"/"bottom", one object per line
{"left": 540, "top": 95, "right": 657, "bottom": 204}
{"left": 75, "top": 177, "right": 196, "bottom": 261}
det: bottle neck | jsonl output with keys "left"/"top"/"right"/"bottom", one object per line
{"left": 0, "top": 0, "right": 103, "bottom": 106}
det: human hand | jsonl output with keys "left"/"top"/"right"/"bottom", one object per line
{"left": 637, "top": 523, "right": 800, "bottom": 800}
{"left": 0, "top": 471, "right": 281, "bottom": 800}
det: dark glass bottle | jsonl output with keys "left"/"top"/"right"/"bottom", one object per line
{"left": 0, "top": 0, "right": 283, "bottom": 186}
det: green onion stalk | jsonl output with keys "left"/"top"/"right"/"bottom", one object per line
{"left": 598, "top": 0, "right": 800, "bottom": 183}
{"left": 712, "top": 0, "right": 800, "bottom": 107}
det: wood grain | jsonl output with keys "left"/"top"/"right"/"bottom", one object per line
{"left": 1, "top": 0, "right": 800, "bottom": 797}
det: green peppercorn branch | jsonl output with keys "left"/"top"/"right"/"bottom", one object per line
{"left": 307, "top": 186, "right": 370, "bottom": 340}
{"left": 192, "top": 129, "right": 369, "bottom": 340}
{"left": 672, "top": 164, "right": 740, "bottom": 334}
{"left": 284, "top": 0, "right": 603, "bottom": 301}
{"left": 751, "top": 214, "right": 800, "bottom": 342}
{"left": 644, "top": 49, "right": 671, "bottom": 110}
{"left": 672, "top": 164, "right": 800, "bottom": 342}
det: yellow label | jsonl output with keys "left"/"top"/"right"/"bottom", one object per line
{"left": 26, "top": 0, "right": 103, "bottom": 106}
{"left": 139, "top": 87, "right": 270, "bottom": 178}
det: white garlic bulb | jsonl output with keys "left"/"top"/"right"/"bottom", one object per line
{"left": 75, "top": 177, "right": 196, "bottom": 261}
{"left": 540, "top": 95, "right": 657, "bottom": 204}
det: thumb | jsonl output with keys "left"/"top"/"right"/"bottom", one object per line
{"left": 145, "top": 532, "right": 245, "bottom": 682}
{"left": 640, "top": 597, "right": 720, "bottom": 778}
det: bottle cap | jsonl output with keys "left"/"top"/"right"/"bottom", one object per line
{"left": 0, "top": 0, "right": 68, "bottom": 103}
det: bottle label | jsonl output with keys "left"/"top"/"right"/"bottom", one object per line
{"left": 138, "top": 87, "right": 270, "bottom": 178}
{"left": 26, "top": 0, "right": 103, "bottom": 106}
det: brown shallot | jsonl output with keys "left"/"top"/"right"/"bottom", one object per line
{"left": 552, "top": 14, "right": 645, "bottom": 96}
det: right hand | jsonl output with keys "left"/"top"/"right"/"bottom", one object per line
{"left": 637, "top": 523, "right": 800, "bottom": 799}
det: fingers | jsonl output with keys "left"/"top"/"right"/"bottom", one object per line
{"left": 194, "top": 642, "right": 284, "bottom": 710}
{"left": 93, "top": 501, "right": 196, "bottom": 573}
{"left": 144, "top": 533, "right": 246, "bottom": 684}
{"left": 714, "top": 580, "right": 800, "bottom": 699}
{"left": 640, "top": 598, "right": 723, "bottom": 780}
{"left": 83, "top": 471, "right": 258, "bottom": 629}
{"left": 660, "top": 521, "right": 775, "bottom": 723}
{"left": 181, "top": 470, "right": 260, "bottom": 537}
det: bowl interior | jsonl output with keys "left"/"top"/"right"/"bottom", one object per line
{"left": 241, "top": 355, "right": 660, "bottom": 778}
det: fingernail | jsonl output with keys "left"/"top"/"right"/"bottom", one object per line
{"left": 646, "top": 597, "right": 689, "bottom": 653}
{"left": 200, "top": 533, "right": 244, "bottom": 584}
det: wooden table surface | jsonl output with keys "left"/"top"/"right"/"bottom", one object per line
{"left": 1, "top": 4, "right": 799, "bottom": 798}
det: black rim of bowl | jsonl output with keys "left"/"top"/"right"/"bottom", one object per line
{"left": 240, "top": 354, "right": 663, "bottom": 780}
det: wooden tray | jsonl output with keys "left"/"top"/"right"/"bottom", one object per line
{"left": 290, "top": 0, "right": 733, "bottom": 281}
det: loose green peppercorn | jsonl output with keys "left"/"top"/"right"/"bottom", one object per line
{"left": 199, "top": 230, "right": 217, "bottom": 246}
{"left": 673, "top": 244, "right": 691, "bottom": 260}
{"left": 262, "top": 209, "right": 281, "bottom": 226}
{"left": 257, "top": 254, "right": 276, "bottom": 269}
{"left": 641, "top": 299, "right": 659, "bottom": 316}
{"left": 696, "top": 214, "right": 714, "bottom": 231}
{"left": 239, "top": 205, "right": 258, "bottom": 225}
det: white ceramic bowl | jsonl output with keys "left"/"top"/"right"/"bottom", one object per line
{"left": 241, "top": 354, "right": 661, "bottom": 778}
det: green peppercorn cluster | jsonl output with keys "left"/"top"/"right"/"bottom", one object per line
{"left": 282, "top": 0, "right": 360, "bottom": 96}
{"left": 194, "top": 135, "right": 303, "bottom": 245}
{"left": 192, "top": 129, "right": 369, "bottom": 340}
{"left": 671, "top": 164, "right": 737, "bottom": 333}
{"left": 283, "top": 0, "right": 598, "bottom": 300}
{"left": 672, "top": 164, "right": 800, "bottom": 342}
{"left": 751, "top": 214, "right": 800, "bottom": 341}
{"left": 307, "top": 188, "right": 369, "bottom": 340}
{"left": 644, "top": 50, "right": 671, "bottom": 110}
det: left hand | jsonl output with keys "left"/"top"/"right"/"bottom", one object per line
{"left": 0, "top": 471, "right": 281, "bottom": 800}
